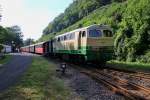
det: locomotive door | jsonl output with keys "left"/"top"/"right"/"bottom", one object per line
{"left": 78, "top": 31, "right": 82, "bottom": 49}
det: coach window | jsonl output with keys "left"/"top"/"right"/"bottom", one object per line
{"left": 38, "top": 44, "right": 42, "bottom": 48}
{"left": 89, "top": 29, "right": 102, "bottom": 37}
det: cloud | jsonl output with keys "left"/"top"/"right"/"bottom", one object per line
{"left": 0, "top": 0, "right": 59, "bottom": 40}
{"left": 1, "top": 0, "right": 24, "bottom": 25}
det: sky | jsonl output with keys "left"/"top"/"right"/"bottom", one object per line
{"left": 0, "top": 0, "right": 72, "bottom": 40}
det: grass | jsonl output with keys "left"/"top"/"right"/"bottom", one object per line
{"left": 0, "top": 57, "right": 72, "bottom": 100}
{"left": 107, "top": 60, "right": 150, "bottom": 72}
{"left": 0, "top": 55, "right": 12, "bottom": 65}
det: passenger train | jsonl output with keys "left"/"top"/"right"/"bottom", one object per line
{"left": 21, "top": 24, "right": 114, "bottom": 63}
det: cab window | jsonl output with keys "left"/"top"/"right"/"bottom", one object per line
{"left": 89, "top": 29, "right": 102, "bottom": 37}
{"left": 103, "top": 30, "right": 113, "bottom": 37}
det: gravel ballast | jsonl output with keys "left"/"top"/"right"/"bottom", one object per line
{"left": 55, "top": 62, "right": 126, "bottom": 100}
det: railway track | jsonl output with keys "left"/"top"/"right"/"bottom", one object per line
{"left": 103, "top": 69, "right": 150, "bottom": 81}
{"left": 104, "top": 67, "right": 150, "bottom": 80}
{"left": 69, "top": 64, "right": 150, "bottom": 100}
{"left": 81, "top": 69, "right": 150, "bottom": 100}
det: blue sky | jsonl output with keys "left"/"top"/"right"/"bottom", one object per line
{"left": 25, "top": 0, "right": 72, "bottom": 12}
{"left": 0, "top": 0, "right": 73, "bottom": 40}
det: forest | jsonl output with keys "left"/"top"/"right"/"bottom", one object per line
{"left": 40, "top": 0, "right": 150, "bottom": 63}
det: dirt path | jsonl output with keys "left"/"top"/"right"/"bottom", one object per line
{"left": 0, "top": 53, "right": 33, "bottom": 92}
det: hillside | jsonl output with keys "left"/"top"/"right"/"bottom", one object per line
{"left": 42, "top": 0, "right": 115, "bottom": 36}
{"left": 40, "top": 0, "right": 150, "bottom": 63}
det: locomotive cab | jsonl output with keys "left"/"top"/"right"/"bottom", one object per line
{"left": 84, "top": 25, "right": 114, "bottom": 62}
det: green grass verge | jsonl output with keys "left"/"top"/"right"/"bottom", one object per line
{"left": 107, "top": 60, "right": 150, "bottom": 72}
{"left": 0, "top": 57, "right": 72, "bottom": 100}
{"left": 0, "top": 55, "right": 12, "bottom": 65}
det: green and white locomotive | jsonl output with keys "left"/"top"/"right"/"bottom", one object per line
{"left": 53, "top": 24, "right": 114, "bottom": 63}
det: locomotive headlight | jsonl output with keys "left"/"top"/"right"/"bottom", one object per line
{"left": 62, "top": 65, "right": 66, "bottom": 68}
{"left": 61, "top": 63, "right": 67, "bottom": 69}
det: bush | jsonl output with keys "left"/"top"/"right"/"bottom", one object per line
{"left": 0, "top": 45, "right": 3, "bottom": 53}
{"left": 136, "top": 51, "right": 150, "bottom": 63}
{"left": 115, "top": 0, "right": 150, "bottom": 62}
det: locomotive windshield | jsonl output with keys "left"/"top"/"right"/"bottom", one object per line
{"left": 103, "top": 30, "right": 113, "bottom": 37}
{"left": 89, "top": 29, "right": 102, "bottom": 37}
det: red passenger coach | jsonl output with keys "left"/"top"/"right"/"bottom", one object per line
{"left": 21, "top": 41, "right": 51, "bottom": 56}
{"left": 21, "top": 46, "right": 30, "bottom": 52}
{"left": 35, "top": 42, "right": 45, "bottom": 54}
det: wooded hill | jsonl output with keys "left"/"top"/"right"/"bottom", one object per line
{"left": 40, "top": 0, "right": 150, "bottom": 63}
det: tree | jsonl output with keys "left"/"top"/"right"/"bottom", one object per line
{"left": 0, "top": 44, "right": 3, "bottom": 53}
{"left": 0, "top": 25, "right": 23, "bottom": 49}
{"left": 6, "top": 25, "right": 23, "bottom": 48}
{"left": 23, "top": 38, "right": 35, "bottom": 46}
{"left": 0, "top": 26, "right": 8, "bottom": 43}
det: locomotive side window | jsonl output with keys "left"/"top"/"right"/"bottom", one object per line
{"left": 60, "top": 36, "right": 64, "bottom": 41}
{"left": 66, "top": 34, "right": 70, "bottom": 40}
{"left": 70, "top": 33, "right": 75, "bottom": 39}
{"left": 89, "top": 29, "right": 102, "bottom": 37}
{"left": 64, "top": 35, "right": 67, "bottom": 40}
{"left": 63, "top": 33, "right": 75, "bottom": 41}
{"left": 103, "top": 30, "right": 113, "bottom": 37}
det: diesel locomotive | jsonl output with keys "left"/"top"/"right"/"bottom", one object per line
{"left": 21, "top": 24, "right": 114, "bottom": 63}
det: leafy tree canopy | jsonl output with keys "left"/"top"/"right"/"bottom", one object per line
{"left": 0, "top": 25, "right": 23, "bottom": 48}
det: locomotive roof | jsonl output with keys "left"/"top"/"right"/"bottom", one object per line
{"left": 55, "top": 24, "right": 111, "bottom": 38}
